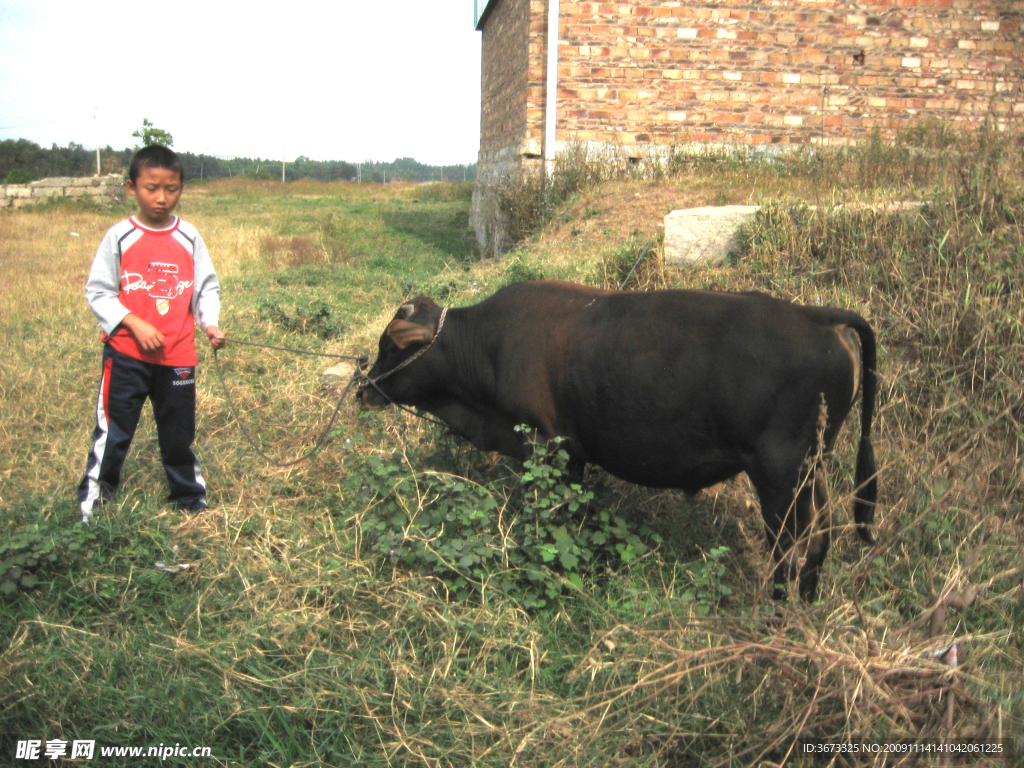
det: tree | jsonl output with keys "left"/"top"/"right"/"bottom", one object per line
{"left": 132, "top": 119, "right": 173, "bottom": 149}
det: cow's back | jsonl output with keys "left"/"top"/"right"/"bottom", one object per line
{"left": 482, "top": 283, "right": 859, "bottom": 490}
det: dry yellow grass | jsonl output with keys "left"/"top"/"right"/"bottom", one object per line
{"left": 1, "top": 146, "right": 1021, "bottom": 766}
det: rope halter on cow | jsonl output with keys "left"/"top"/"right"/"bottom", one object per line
{"left": 366, "top": 306, "right": 448, "bottom": 386}
{"left": 353, "top": 307, "right": 451, "bottom": 429}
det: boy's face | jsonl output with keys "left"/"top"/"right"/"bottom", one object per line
{"left": 126, "top": 165, "right": 183, "bottom": 228}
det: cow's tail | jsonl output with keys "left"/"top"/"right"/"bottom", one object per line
{"left": 811, "top": 307, "right": 878, "bottom": 545}
{"left": 849, "top": 316, "right": 878, "bottom": 545}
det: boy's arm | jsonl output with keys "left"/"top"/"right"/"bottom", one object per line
{"left": 190, "top": 230, "right": 225, "bottom": 350}
{"left": 85, "top": 229, "right": 131, "bottom": 335}
{"left": 86, "top": 226, "right": 164, "bottom": 350}
{"left": 190, "top": 231, "right": 222, "bottom": 333}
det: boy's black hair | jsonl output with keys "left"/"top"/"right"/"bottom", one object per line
{"left": 128, "top": 145, "right": 185, "bottom": 184}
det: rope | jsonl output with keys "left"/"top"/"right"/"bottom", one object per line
{"left": 212, "top": 346, "right": 358, "bottom": 467}
{"left": 211, "top": 312, "right": 449, "bottom": 466}
{"left": 350, "top": 369, "right": 450, "bottom": 430}
{"left": 220, "top": 336, "right": 365, "bottom": 361}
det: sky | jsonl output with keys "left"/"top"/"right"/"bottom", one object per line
{"left": 0, "top": 0, "right": 483, "bottom": 166}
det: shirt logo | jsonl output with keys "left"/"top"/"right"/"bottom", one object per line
{"left": 121, "top": 262, "right": 193, "bottom": 299}
{"left": 148, "top": 262, "right": 181, "bottom": 299}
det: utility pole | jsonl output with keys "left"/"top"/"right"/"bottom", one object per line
{"left": 281, "top": 144, "right": 286, "bottom": 183}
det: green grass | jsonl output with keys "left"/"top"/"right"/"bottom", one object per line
{"left": 1, "top": 134, "right": 1022, "bottom": 767}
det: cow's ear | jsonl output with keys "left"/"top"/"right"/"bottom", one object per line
{"left": 387, "top": 319, "right": 433, "bottom": 349}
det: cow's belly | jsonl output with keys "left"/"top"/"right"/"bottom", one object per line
{"left": 600, "top": 455, "right": 744, "bottom": 492}
{"left": 573, "top": 427, "right": 745, "bottom": 492}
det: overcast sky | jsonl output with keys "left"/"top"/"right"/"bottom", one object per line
{"left": 0, "top": 0, "right": 482, "bottom": 165}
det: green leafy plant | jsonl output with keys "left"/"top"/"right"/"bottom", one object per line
{"left": 501, "top": 256, "right": 547, "bottom": 285}
{"left": 601, "top": 236, "right": 662, "bottom": 290}
{"left": 679, "top": 545, "right": 733, "bottom": 615}
{"left": 355, "top": 428, "right": 660, "bottom": 609}
{"left": 1, "top": 524, "right": 99, "bottom": 595}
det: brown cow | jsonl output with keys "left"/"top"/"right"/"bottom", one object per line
{"left": 360, "top": 281, "right": 877, "bottom": 600}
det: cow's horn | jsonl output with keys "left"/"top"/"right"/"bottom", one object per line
{"left": 398, "top": 303, "right": 416, "bottom": 319}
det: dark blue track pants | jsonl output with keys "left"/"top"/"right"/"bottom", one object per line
{"left": 77, "top": 345, "right": 206, "bottom": 519}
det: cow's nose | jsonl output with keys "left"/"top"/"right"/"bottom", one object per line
{"left": 358, "top": 385, "right": 388, "bottom": 409}
{"left": 357, "top": 386, "right": 376, "bottom": 406}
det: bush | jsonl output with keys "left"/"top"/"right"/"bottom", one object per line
{"left": 355, "top": 428, "right": 660, "bottom": 610}
{"left": 4, "top": 169, "right": 33, "bottom": 184}
{"left": 495, "top": 144, "right": 631, "bottom": 246}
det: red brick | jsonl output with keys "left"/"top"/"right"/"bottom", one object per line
{"left": 477, "top": 0, "right": 1022, "bottom": 180}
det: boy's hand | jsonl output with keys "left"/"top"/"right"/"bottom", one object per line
{"left": 206, "top": 325, "right": 226, "bottom": 350}
{"left": 121, "top": 314, "right": 165, "bottom": 352}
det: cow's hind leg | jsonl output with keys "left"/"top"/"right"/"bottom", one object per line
{"left": 797, "top": 466, "right": 832, "bottom": 601}
{"left": 748, "top": 458, "right": 832, "bottom": 602}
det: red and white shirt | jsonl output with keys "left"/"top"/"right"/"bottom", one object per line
{"left": 85, "top": 216, "right": 221, "bottom": 366}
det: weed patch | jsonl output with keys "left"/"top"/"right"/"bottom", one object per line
{"left": 1, "top": 522, "right": 99, "bottom": 594}
{"left": 356, "top": 430, "right": 659, "bottom": 610}
{"left": 256, "top": 298, "right": 347, "bottom": 339}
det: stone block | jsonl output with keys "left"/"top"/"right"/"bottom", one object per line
{"left": 31, "top": 177, "right": 73, "bottom": 188}
{"left": 322, "top": 362, "right": 358, "bottom": 388}
{"left": 664, "top": 205, "right": 758, "bottom": 266}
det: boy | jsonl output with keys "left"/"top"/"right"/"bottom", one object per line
{"left": 77, "top": 145, "right": 225, "bottom": 522}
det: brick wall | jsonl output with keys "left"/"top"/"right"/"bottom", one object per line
{"left": 480, "top": 0, "right": 531, "bottom": 155}
{"left": 473, "top": 0, "right": 535, "bottom": 254}
{"left": 556, "top": 0, "right": 1024, "bottom": 148}
{"left": 471, "top": 0, "right": 1024, "bottom": 254}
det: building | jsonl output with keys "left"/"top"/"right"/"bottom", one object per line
{"left": 470, "top": 0, "right": 1024, "bottom": 255}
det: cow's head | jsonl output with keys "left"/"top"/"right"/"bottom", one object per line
{"left": 359, "top": 296, "right": 445, "bottom": 408}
